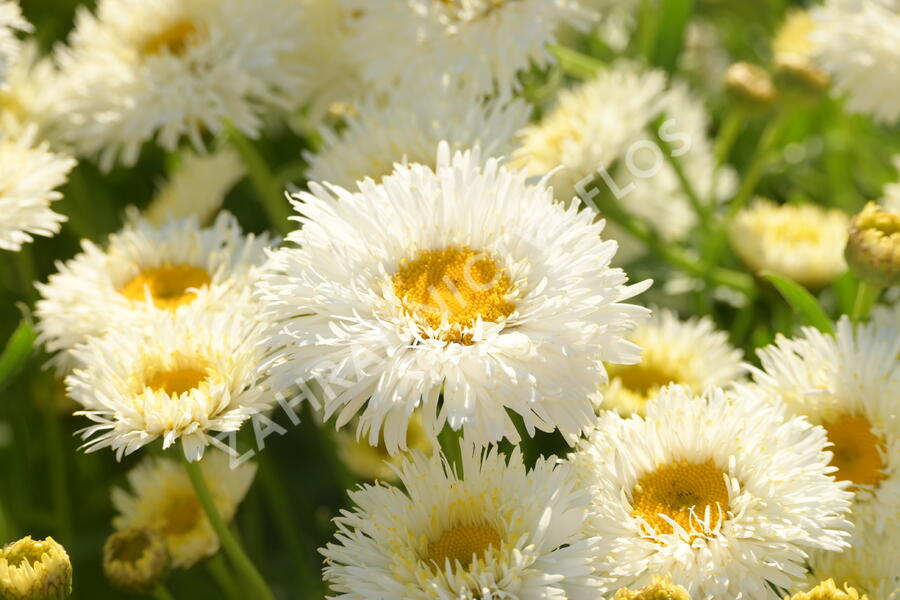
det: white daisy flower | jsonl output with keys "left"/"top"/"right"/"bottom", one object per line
{"left": 144, "top": 148, "right": 245, "bottom": 226}
{"left": 53, "top": 0, "right": 305, "bottom": 170}
{"left": 0, "top": 129, "right": 77, "bottom": 252}
{"left": 728, "top": 199, "right": 849, "bottom": 288}
{"left": 571, "top": 384, "right": 853, "bottom": 599}
{"left": 305, "top": 80, "right": 531, "bottom": 188}
{"left": 0, "top": 0, "right": 28, "bottom": 85}
{"left": 805, "top": 536, "right": 900, "bottom": 600}
{"left": 751, "top": 306, "right": 900, "bottom": 549}
{"left": 335, "top": 412, "right": 434, "bottom": 483}
{"left": 514, "top": 61, "right": 736, "bottom": 262}
{"left": 258, "top": 144, "right": 650, "bottom": 453}
{"left": 0, "top": 40, "right": 60, "bottom": 138}
{"left": 112, "top": 451, "right": 256, "bottom": 568}
{"left": 321, "top": 446, "right": 600, "bottom": 599}
{"left": 338, "top": 0, "right": 593, "bottom": 95}
{"left": 811, "top": 0, "right": 900, "bottom": 124}
{"left": 599, "top": 308, "right": 745, "bottom": 416}
{"left": 66, "top": 305, "right": 271, "bottom": 461}
{"left": 35, "top": 212, "right": 272, "bottom": 371}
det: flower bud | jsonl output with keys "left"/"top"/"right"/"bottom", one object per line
{"left": 102, "top": 528, "right": 170, "bottom": 594}
{"left": 785, "top": 578, "right": 862, "bottom": 600}
{"left": 725, "top": 62, "right": 777, "bottom": 111}
{"left": 773, "top": 10, "right": 830, "bottom": 97}
{"left": 845, "top": 202, "right": 900, "bottom": 288}
{"left": 613, "top": 576, "right": 691, "bottom": 600}
{"left": 0, "top": 536, "right": 72, "bottom": 600}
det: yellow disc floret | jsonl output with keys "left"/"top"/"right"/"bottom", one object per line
{"left": 119, "top": 264, "right": 211, "bottom": 310}
{"left": 427, "top": 523, "right": 502, "bottom": 569}
{"left": 141, "top": 19, "right": 199, "bottom": 56}
{"left": 822, "top": 414, "right": 885, "bottom": 488}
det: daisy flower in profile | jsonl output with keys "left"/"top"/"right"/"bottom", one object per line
{"left": 36, "top": 212, "right": 272, "bottom": 371}
{"left": 258, "top": 144, "right": 650, "bottom": 453}
{"left": 339, "top": 0, "right": 593, "bottom": 95}
{"left": 514, "top": 61, "right": 735, "bottom": 262}
{"left": 0, "top": 0, "right": 28, "bottom": 85}
{"left": 773, "top": 10, "right": 830, "bottom": 92}
{"left": 729, "top": 199, "right": 849, "bottom": 288}
{"left": 54, "top": 0, "right": 305, "bottom": 169}
{"left": 0, "top": 129, "right": 77, "bottom": 252}
{"left": 321, "top": 447, "right": 599, "bottom": 599}
{"left": 335, "top": 412, "right": 434, "bottom": 483}
{"left": 144, "top": 148, "right": 245, "bottom": 226}
{"left": 305, "top": 80, "right": 530, "bottom": 188}
{"left": 599, "top": 308, "right": 744, "bottom": 416}
{"left": 570, "top": 384, "right": 853, "bottom": 599}
{"left": 751, "top": 306, "right": 900, "bottom": 547}
{"left": 65, "top": 306, "right": 271, "bottom": 460}
{"left": 811, "top": 0, "right": 900, "bottom": 124}
{"left": 112, "top": 451, "right": 256, "bottom": 567}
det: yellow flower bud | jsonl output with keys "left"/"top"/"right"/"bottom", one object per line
{"left": 785, "top": 578, "right": 865, "bottom": 600}
{"left": 0, "top": 536, "right": 72, "bottom": 600}
{"left": 102, "top": 528, "right": 170, "bottom": 594}
{"left": 614, "top": 576, "right": 692, "bottom": 600}
{"left": 845, "top": 202, "right": 900, "bottom": 287}
{"left": 725, "top": 62, "right": 777, "bottom": 111}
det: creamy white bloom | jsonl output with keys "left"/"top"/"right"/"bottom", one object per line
{"left": 66, "top": 304, "right": 271, "bottom": 461}
{"left": 338, "top": 0, "right": 592, "bottom": 95}
{"left": 322, "top": 446, "right": 600, "bottom": 599}
{"left": 575, "top": 0, "right": 639, "bottom": 51}
{"left": 599, "top": 308, "right": 745, "bottom": 415}
{"left": 112, "top": 451, "right": 256, "bottom": 567}
{"left": 752, "top": 307, "right": 900, "bottom": 552}
{"left": 812, "top": 0, "right": 900, "bottom": 124}
{"left": 571, "top": 384, "right": 853, "bottom": 600}
{"left": 258, "top": 144, "right": 650, "bottom": 453}
{"left": 0, "top": 41, "right": 61, "bottom": 137}
{"left": 806, "top": 536, "right": 900, "bottom": 600}
{"left": 0, "top": 0, "right": 28, "bottom": 85}
{"left": 729, "top": 199, "right": 849, "bottom": 288}
{"left": 36, "top": 212, "right": 272, "bottom": 371}
{"left": 54, "top": 0, "right": 305, "bottom": 170}
{"left": 0, "top": 129, "right": 76, "bottom": 252}
{"left": 514, "top": 61, "right": 735, "bottom": 262}
{"left": 145, "top": 148, "right": 245, "bottom": 226}
{"left": 305, "top": 80, "right": 530, "bottom": 188}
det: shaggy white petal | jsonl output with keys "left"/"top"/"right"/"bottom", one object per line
{"left": 258, "top": 144, "right": 650, "bottom": 453}
{"left": 571, "top": 385, "right": 853, "bottom": 599}
{"left": 322, "top": 446, "right": 600, "bottom": 599}
{"left": 0, "top": 0, "right": 28, "bottom": 85}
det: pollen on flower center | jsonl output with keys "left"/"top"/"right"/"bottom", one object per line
{"left": 145, "top": 366, "right": 208, "bottom": 396}
{"left": 119, "top": 264, "right": 211, "bottom": 310}
{"left": 427, "top": 523, "right": 501, "bottom": 569}
{"left": 822, "top": 414, "right": 885, "bottom": 487}
{"left": 631, "top": 459, "right": 730, "bottom": 537}
{"left": 392, "top": 246, "right": 514, "bottom": 340}
{"left": 141, "top": 19, "right": 199, "bottom": 56}
{"left": 613, "top": 363, "right": 684, "bottom": 400}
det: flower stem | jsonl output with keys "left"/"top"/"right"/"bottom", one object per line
{"left": 206, "top": 554, "right": 242, "bottom": 600}
{"left": 851, "top": 281, "right": 881, "bottom": 322}
{"left": 727, "top": 108, "right": 791, "bottom": 219}
{"left": 225, "top": 123, "right": 293, "bottom": 236}
{"left": 42, "top": 397, "right": 72, "bottom": 544}
{"left": 182, "top": 457, "right": 276, "bottom": 600}
{"left": 547, "top": 44, "right": 604, "bottom": 79}
{"left": 649, "top": 116, "right": 709, "bottom": 229}
{"left": 437, "top": 424, "right": 464, "bottom": 479}
{"left": 153, "top": 584, "right": 176, "bottom": 600}
{"left": 714, "top": 110, "right": 743, "bottom": 167}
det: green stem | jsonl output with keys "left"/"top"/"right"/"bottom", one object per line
{"left": 547, "top": 44, "right": 604, "bottom": 79}
{"left": 650, "top": 117, "right": 709, "bottom": 229}
{"left": 153, "top": 584, "right": 176, "bottom": 600}
{"left": 226, "top": 123, "right": 293, "bottom": 236}
{"left": 437, "top": 425, "right": 464, "bottom": 479}
{"left": 182, "top": 457, "right": 276, "bottom": 600}
{"left": 638, "top": 0, "right": 658, "bottom": 62}
{"left": 42, "top": 399, "right": 72, "bottom": 544}
{"left": 15, "top": 246, "right": 38, "bottom": 304}
{"left": 206, "top": 554, "right": 242, "bottom": 600}
{"left": 727, "top": 108, "right": 791, "bottom": 219}
{"left": 714, "top": 110, "right": 744, "bottom": 167}
{"left": 851, "top": 281, "right": 882, "bottom": 322}
{"left": 0, "top": 497, "right": 7, "bottom": 543}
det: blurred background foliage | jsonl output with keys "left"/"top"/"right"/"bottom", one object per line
{"left": 2, "top": 0, "right": 899, "bottom": 598}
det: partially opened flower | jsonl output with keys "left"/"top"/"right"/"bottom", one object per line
{"left": 53, "top": 0, "right": 305, "bottom": 169}
{"left": 66, "top": 305, "right": 271, "bottom": 460}
{"left": 614, "top": 577, "right": 691, "bottom": 600}
{"left": 0, "top": 536, "right": 72, "bottom": 600}
{"left": 571, "top": 385, "right": 853, "bottom": 599}
{"left": 258, "top": 144, "right": 650, "bottom": 453}
{"left": 112, "top": 452, "right": 256, "bottom": 568}
{"left": 0, "top": 129, "right": 76, "bottom": 252}
{"left": 102, "top": 527, "right": 170, "bottom": 593}
{"left": 335, "top": 411, "right": 434, "bottom": 483}
{"left": 36, "top": 212, "right": 272, "bottom": 371}
{"left": 321, "top": 447, "right": 599, "bottom": 599}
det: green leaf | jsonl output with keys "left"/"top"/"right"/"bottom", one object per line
{"left": 0, "top": 318, "right": 36, "bottom": 392}
{"left": 651, "top": 0, "right": 695, "bottom": 73}
{"left": 762, "top": 272, "right": 835, "bottom": 334}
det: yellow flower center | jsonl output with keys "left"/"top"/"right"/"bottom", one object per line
{"left": 614, "top": 363, "right": 684, "bottom": 401}
{"left": 145, "top": 367, "right": 208, "bottom": 396}
{"left": 631, "top": 460, "right": 730, "bottom": 537}
{"left": 823, "top": 414, "right": 885, "bottom": 487}
{"left": 392, "top": 246, "right": 514, "bottom": 342}
{"left": 427, "top": 524, "right": 501, "bottom": 569}
{"left": 160, "top": 496, "right": 202, "bottom": 536}
{"left": 141, "top": 19, "right": 199, "bottom": 56}
{"left": 106, "top": 529, "right": 152, "bottom": 564}
{"left": 119, "top": 264, "right": 211, "bottom": 310}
